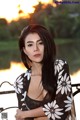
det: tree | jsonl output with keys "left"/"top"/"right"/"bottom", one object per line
{"left": 0, "top": 18, "right": 11, "bottom": 41}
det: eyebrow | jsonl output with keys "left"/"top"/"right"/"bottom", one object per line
{"left": 26, "top": 39, "right": 42, "bottom": 43}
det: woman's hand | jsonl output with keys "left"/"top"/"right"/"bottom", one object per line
{"left": 15, "top": 109, "right": 24, "bottom": 120}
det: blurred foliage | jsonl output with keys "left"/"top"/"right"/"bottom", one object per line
{"left": 54, "top": 39, "right": 80, "bottom": 73}
{"left": 8, "top": 18, "right": 29, "bottom": 38}
{"left": 0, "top": 2, "right": 80, "bottom": 73}
{"left": 0, "top": 2, "right": 80, "bottom": 40}
{"left": 0, "top": 40, "right": 21, "bottom": 69}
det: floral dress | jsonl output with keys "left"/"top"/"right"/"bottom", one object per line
{"left": 14, "top": 59, "right": 76, "bottom": 120}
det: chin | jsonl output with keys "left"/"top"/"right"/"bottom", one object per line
{"left": 33, "top": 59, "right": 43, "bottom": 63}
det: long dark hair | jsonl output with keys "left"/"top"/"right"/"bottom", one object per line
{"left": 19, "top": 24, "right": 57, "bottom": 99}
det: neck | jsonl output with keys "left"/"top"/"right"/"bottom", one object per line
{"left": 31, "top": 62, "right": 42, "bottom": 76}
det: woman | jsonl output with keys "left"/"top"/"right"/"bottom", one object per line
{"left": 14, "top": 24, "right": 76, "bottom": 120}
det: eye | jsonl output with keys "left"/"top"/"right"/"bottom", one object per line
{"left": 38, "top": 41, "right": 43, "bottom": 45}
{"left": 27, "top": 44, "right": 33, "bottom": 47}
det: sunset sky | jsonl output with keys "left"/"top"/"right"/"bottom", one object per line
{"left": 0, "top": 0, "right": 54, "bottom": 22}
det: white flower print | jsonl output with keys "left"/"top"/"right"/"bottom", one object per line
{"left": 54, "top": 59, "right": 65, "bottom": 75}
{"left": 57, "top": 70, "right": 64, "bottom": 85}
{"left": 21, "top": 91, "right": 26, "bottom": 101}
{"left": 64, "top": 95, "right": 73, "bottom": 112}
{"left": 14, "top": 76, "right": 23, "bottom": 94}
{"left": 56, "top": 73, "right": 71, "bottom": 95}
{"left": 21, "top": 91, "right": 30, "bottom": 110}
{"left": 43, "top": 100, "right": 63, "bottom": 120}
{"left": 58, "top": 70, "right": 64, "bottom": 79}
{"left": 24, "top": 70, "right": 31, "bottom": 80}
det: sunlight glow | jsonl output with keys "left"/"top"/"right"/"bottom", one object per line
{"left": 38, "top": 0, "right": 52, "bottom": 4}
{"left": 0, "top": 0, "right": 19, "bottom": 22}
{"left": 0, "top": 0, "right": 56, "bottom": 22}
{"left": 0, "top": 0, "right": 38, "bottom": 22}
{"left": 0, "top": 62, "right": 26, "bottom": 84}
{"left": 19, "top": 0, "right": 38, "bottom": 13}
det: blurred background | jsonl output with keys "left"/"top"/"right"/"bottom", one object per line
{"left": 0, "top": 0, "right": 80, "bottom": 120}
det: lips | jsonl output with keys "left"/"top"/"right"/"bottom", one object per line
{"left": 34, "top": 54, "right": 41, "bottom": 57}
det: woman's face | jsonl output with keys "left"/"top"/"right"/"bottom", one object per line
{"left": 23, "top": 33, "right": 44, "bottom": 63}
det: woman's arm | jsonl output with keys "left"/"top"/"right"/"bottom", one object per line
{"left": 15, "top": 107, "right": 45, "bottom": 119}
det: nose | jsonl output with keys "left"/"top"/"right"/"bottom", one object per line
{"left": 34, "top": 44, "right": 38, "bottom": 51}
